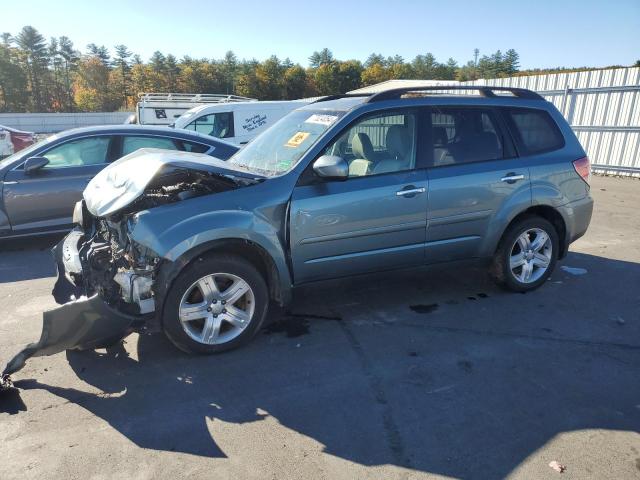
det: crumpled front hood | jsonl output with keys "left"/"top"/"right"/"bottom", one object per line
{"left": 84, "top": 148, "right": 259, "bottom": 217}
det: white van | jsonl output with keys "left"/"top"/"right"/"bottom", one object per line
{"left": 173, "top": 99, "right": 314, "bottom": 145}
{"left": 136, "top": 93, "right": 257, "bottom": 126}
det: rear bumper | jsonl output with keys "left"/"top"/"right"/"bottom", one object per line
{"left": 2, "top": 235, "right": 141, "bottom": 377}
{"left": 559, "top": 194, "right": 594, "bottom": 252}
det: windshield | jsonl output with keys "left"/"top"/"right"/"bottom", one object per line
{"left": 227, "top": 109, "right": 344, "bottom": 176}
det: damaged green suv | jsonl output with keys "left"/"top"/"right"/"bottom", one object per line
{"left": 3, "top": 86, "right": 593, "bottom": 379}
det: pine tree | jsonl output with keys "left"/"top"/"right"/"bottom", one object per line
{"left": 15, "top": 26, "right": 49, "bottom": 110}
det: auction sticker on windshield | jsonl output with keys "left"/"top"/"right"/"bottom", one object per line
{"left": 285, "top": 131, "right": 311, "bottom": 148}
{"left": 304, "top": 114, "right": 338, "bottom": 126}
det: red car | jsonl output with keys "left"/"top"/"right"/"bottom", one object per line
{"left": 0, "top": 124, "right": 35, "bottom": 154}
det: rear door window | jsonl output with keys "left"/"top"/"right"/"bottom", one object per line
{"left": 505, "top": 108, "right": 564, "bottom": 155}
{"left": 122, "top": 135, "right": 179, "bottom": 156}
{"left": 179, "top": 140, "right": 211, "bottom": 153}
{"left": 430, "top": 108, "right": 505, "bottom": 166}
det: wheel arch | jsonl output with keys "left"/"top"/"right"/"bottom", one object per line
{"left": 154, "top": 237, "right": 291, "bottom": 322}
{"left": 496, "top": 205, "right": 568, "bottom": 258}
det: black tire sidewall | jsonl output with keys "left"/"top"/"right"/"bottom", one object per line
{"left": 162, "top": 254, "right": 269, "bottom": 354}
{"left": 496, "top": 216, "right": 559, "bottom": 292}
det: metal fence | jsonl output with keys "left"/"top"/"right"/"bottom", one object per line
{"left": 471, "top": 67, "right": 640, "bottom": 175}
{"left": 0, "top": 112, "right": 133, "bottom": 133}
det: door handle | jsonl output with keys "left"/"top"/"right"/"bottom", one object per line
{"left": 396, "top": 187, "right": 426, "bottom": 197}
{"left": 501, "top": 173, "right": 525, "bottom": 183}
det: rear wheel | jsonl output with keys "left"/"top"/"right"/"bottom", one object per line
{"left": 490, "top": 216, "right": 559, "bottom": 292}
{"left": 162, "top": 254, "right": 269, "bottom": 354}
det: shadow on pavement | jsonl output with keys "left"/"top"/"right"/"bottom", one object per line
{"left": 10, "top": 252, "right": 640, "bottom": 478}
{"left": 0, "top": 233, "right": 63, "bottom": 283}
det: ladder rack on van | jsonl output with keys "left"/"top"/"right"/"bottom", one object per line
{"left": 138, "top": 93, "right": 257, "bottom": 104}
{"left": 136, "top": 93, "right": 259, "bottom": 125}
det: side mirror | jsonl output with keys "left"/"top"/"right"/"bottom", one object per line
{"left": 312, "top": 155, "right": 348, "bottom": 180}
{"left": 24, "top": 156, "right": 49, "bottom": 173}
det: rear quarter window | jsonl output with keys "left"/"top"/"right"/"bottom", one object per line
{"left": 506, "top": 108, "right": 565, "bottom": 155}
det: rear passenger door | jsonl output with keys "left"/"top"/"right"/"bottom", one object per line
{"left": 425, "top": 106, "right": 531, "bottom": 263}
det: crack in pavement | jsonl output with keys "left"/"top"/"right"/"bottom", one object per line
{"left": 374, "top": 321, "right": 640, "bottom": 351}
{"left": 333, "top": 316, "right": 412, "bottom": 474}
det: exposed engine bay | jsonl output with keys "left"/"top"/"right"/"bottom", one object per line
{"left": 73, "top": 153, "right": 262, "bottom": 313}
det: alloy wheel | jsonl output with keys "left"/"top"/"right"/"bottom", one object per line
{"left": 179, "top": 273, "right": 255, "bottom": 345}
{"left": 509, "top": 228, "right": 552, "bottom": 284}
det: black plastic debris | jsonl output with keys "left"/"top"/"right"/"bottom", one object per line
{"left": 1, "top": 373, "right": 13, "bottom": 391}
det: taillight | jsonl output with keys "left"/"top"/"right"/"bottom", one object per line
{"left": 573, "top": 156, "right": 591, "bottom": 185}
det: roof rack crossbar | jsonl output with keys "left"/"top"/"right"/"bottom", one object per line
{"left": 365, "top": 85, "right": 544, "bottom": 102}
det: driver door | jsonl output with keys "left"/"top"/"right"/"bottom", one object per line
{"left": 290, "top": 110, "right": 428, "bottom": 283}
{"left": 3, "top": 135, "right": 114, "bottom": 233}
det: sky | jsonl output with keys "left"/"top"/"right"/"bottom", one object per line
{"left": 1, "top": 0, "right": 638, "bottom": 69}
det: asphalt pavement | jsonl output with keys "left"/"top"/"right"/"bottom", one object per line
{"left": 1, "top": 175, "right": 639, "bottom": 479}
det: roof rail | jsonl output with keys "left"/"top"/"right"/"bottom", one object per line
{"left": 313, "top": 93, "right": 371, "bottom": 104}
{"left": 366, "top": 85, "right": 544, "bottom": 102}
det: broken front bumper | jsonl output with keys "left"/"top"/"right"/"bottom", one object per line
{"left": 2, "top": 235, "right": 141, "bottom": 378}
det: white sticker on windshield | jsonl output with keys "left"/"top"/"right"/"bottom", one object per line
{"left": 304, "top": 114, "right": 338, "bottom": 126}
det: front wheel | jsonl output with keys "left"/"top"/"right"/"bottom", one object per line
{"left": 162, "top": 254, "right": 269, "bottom": 354}
{"left": 490, "top": 216, "right": 559, "bottom": 292}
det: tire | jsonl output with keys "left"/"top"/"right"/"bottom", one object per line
{"left": 490, "top": 215, "right": 559, "bottom": 292}
{"left": 162, "top": 253, "right": 269, "bottom": 354}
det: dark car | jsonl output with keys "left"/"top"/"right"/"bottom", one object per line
{"left": 0, "top": 125, "right": 239, "bottom": 238}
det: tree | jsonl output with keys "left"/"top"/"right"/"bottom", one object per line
{"left": 336, "top": 60, "right": 363, "bottom": 93}
{"left": 254, "top": 55, "right": 285, "bottom": 99}
{"left": 314, "top": 63, "right": 340, "bottom": 95}
{"left": 113, "top": 44, "right": 132, "bottom": 107}
{"left": 148, "top": 51, "right": 168, "bottom": 91}
{"left": 74, "top": 56, "right": 118, "bottom": 111}
{"left": 283, "top": 65, "right": 307, "bottom": 99}
{"left": 165, "top": 54, "right": 180, "bottom": 91}
{"left": 503, "top": 49, "right": 520, "bottom": 75}
{"left": 58, "top": 36, "right": 78, "bottom": 110}
{"left": 411, "top": 53, "right": 438, "bottom": 79}
{"left": 0, "top": 37, "right": 28, "bottom": 111}
{"left": 361, "top": 63, "right": 391, "bottom": 86}
{"left": 220, "top": 50, "right": 238, "bottom": 94}
{"left": 15, "top": 26, "right": 49, "bottom": 110}
{"left": 86, "top": 43, "right": 110, "bottom": 66}
{"left": 309, "top": 48, "right": 334, "bottom": 68}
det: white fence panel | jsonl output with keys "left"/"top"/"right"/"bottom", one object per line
{"left": 472, "top": 67, "right": 640, "bottom": 175}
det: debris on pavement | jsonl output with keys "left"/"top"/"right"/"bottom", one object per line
{"left": 1, "top": 373, "right": 13, "bottom": 391}
{"left": 560, "top": 266, "right": 588, "bottom": 275}
{"left": 548, "top": 460, "right": 566, "bottom": 473}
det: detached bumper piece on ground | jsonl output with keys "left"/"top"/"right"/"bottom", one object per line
{"left": 1, "top": 240, "right": 139, "bottom": 391}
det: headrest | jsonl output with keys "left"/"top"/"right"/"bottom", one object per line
{"left": 432, "top": 127, "right": 448, "bottom": 145}
{"left": 352, "top": 132, "right": 374, "bottom": 160}
{"left": 386, "top": 125, "right": 410, "bottom": 159}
